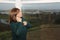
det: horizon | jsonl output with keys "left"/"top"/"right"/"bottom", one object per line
{"left": 0, "top": 2, "right": 60, "bottom": 10}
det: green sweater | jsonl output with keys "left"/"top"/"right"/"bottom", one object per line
{"left": 10, "top": 17, "right": 31, "bottom": 40}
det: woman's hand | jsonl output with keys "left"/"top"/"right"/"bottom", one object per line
{"left": 23, "top": 21, "right": 27, "bottom": 26}
{"left": 16, "top": 17, "right": 22, "bottom": 22}
{"left": 16, "top": 17, "right": 27, "bottom": 26}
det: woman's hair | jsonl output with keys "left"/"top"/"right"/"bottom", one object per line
{"left": 9, "top": 8, "right": 20, "bottom": 23}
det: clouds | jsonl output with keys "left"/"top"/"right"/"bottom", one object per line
{"left": 21, "top": 0, "right": 39, "bottom": 1}
{"left": 22, "top": 2, "right": 60, "bottom": 10}
{"left": 0, "top": 3, "right": 15, "bottom": 10}
{"left": 0, "top": 2, "right": 60, "bottom": 10}
{"left": 22, "top": 0, "right": 60, "bottom": 1}
{"left": 1, "top": 0, "right": 15, "bottom": 1}
{"left": 0, "top": 0, "right": 60, "bottom": 10}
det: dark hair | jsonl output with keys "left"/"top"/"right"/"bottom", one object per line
{"left": 9, "top": 8, "right": 20, "bottom": 23}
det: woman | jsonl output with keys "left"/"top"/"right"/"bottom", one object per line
{"left": 9, "top": 8, "right": 31, "bottom": 40}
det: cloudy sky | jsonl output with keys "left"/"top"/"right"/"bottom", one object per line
{"left": 1, "top": 0, "right": 15, "bottom": 1}
{"left": 0, "top": 0, "right": 60, "bottom": 10}
{"left": 0, "top": 0, "right": 60, "bottom": 2}
{"left": 22, "top": 0, "right": 58, "bottom": 1}
{"left": 22, "top": 2, "right": 60, "bottom": 10}
{"left": 0, "top": 2, "right": 60, "bottom": 10}
{"left": 0, "top": 3, "right": 15, "bottom": 10}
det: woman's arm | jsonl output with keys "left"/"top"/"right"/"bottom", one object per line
{"left": 22, "top": 18, "right": 32, "bottom": 29}
{"left": 25, "top": 22, "right": 32, "bottom": 29}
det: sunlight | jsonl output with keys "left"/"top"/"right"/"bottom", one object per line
{"left": 0, "top": 1, "right": 15, "bottom": 3}
{"left": 22, "top": 0, "right": 60, "bottom": 3}
{"left": 1, "top": 0, "right": 59, "bottom": 1}
{"left": 15, "top": 0, "right": 22, "bottom": 10}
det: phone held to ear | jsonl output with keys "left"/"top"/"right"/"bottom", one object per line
{"left": 16, "top": 17, "right": 27, "bottom": 26}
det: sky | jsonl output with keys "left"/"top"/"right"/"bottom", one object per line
{"left": 1, "top": 0, "right": 60, "bottom": 2}
{"left": 0, "top": 0, "right": 60, "bottom": 10}
{"left": 22, "top": 2, "right": 60, "bottom": 10}
{"left": 0, "top": 3, "right": 15, "bottom": 10}
{"left": 21, "top": 0, "right": 39, "bottom": 1}
{"left": 22, "top": 0, "right": 59, "bottom": 1}
{"left": 0, "top": 2, "right": 60, "bottom": 10}
{"left": 0, "top": 0, "right": 15, "bottom": 1}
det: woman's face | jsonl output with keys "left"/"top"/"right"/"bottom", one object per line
{"left": 16, "top": 11, "right": 22, "bottom": 18}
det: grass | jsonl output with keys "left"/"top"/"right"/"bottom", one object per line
{"left": 0, "top": 24, "right": 60, "bottom": 40}
{"left": 0, "top": 31, "right": 12, "bottom": 40}
{"left": 0, "top": 14, "right": 9, "bottom": 19}
{"left": 0, "top": 27, "right": 40, "bottom": 40}
{"left": 0, "top": 22, "right": 41, "bottom": 40}
{"left": 1, "top": 14, "right": 60, "bottom": 40}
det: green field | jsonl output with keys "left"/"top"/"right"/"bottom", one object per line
{"left": 0, "top": 24, "right": 60, "bottom": 40}
{"left": 0, "top": 14, "right": 9, "bottom": 19}
{"left": 0, "top": 14, "right": 60, "bottom": 40}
